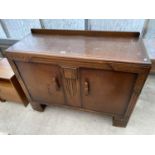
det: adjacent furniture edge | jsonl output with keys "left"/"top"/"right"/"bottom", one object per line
{"left": 10, "top": 75, "right": 29, "bottom": 106}
{"left": 0, "top": 58, "right": 28, "bottom": 106}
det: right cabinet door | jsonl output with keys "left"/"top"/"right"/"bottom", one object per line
{"left": 80, "top": 68, "right": 137, "bottom": 115}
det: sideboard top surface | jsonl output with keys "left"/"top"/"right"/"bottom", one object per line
{"left": 6, "top": 29, "right": 151, "bottom": 65}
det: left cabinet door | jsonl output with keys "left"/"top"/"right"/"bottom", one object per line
{"left": 15, "top": 61, "right": 65, "bottom": 105}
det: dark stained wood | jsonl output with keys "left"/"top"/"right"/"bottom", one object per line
{"left": 5, "top": 29, "right": 151, "bottom": 127}
{"left": 0, "top": 58, "right": 28, "bottom": 105}
{"left": 31, "top": 28, "right": 140, "bottom": 38}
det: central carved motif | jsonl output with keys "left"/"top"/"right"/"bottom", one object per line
{"left": 62, "top": 67, "right": 78, "bottom": 96}
{"left": 64, "top": 78, "right": 77, "bottom": 96}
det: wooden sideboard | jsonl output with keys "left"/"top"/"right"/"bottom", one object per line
{"left": 6, "top": 29, "right": 151, "bottom": 127}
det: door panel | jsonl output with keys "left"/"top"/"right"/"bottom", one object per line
{"left": 15, "top": 61, "right": 65, "bottom": 105}
{"left": 80, "top": 68, "right": 137, "bottom": 115}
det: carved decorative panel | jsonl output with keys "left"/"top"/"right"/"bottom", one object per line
{"left": 61, "top": 67, "right": 81, "bottom": 107}
{"left": 62, "top": 67, "right": 78, "bottom": 97}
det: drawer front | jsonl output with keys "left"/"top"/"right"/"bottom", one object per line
{"left": 15, "top": 61, "right": 65, "bottom": 105}
{"left": 80, "top": 68, "right": 137, "bottom": 115}
{"left": 0, "top": 80, "right": 22, "bottom": 103}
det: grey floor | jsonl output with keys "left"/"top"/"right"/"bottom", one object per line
{"left": 0, "top": 75, "right": 155, "bottom": 135}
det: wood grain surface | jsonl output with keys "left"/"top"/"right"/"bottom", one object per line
{"left": 6, "top": 29, "right": 151, "bottom": 127}
{"left": 6, "top": 29, "right": 150, "bottom": 65}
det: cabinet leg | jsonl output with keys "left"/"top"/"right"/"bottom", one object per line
{"left": 112, "top": 116, "right": 129, "bottom": 127}
{"left": 31, "top": 102, "right": 45, "bottom": 112}
{"left": 0, "top": 97, "right": 6, "bottom": 102}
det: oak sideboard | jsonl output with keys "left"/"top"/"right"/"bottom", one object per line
{"left": 6, "top": 29, "right": 151, "bottom": 127}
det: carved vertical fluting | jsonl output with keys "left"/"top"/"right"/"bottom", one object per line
{"left": 65, "top": 78, "right": 77, "bottom": 96}
{"left": 62, "top": 67, "right": 78, "bottom": 97}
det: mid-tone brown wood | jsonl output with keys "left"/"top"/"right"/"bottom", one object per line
{"left": 0, "top": 58, "right": 28, "bottom": 105}
{"left": 15, "top": 61, "right": 65, "bottom": 106}
{"left": 7, "top": 30, "right": 149, "bottom": 65}
{"left": 5, "top": 29, "right": 151, "bottom": 127}
{"left": 80, "top": 68, "right": 137, "bottom": 115}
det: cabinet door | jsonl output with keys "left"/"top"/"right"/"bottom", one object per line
{"left": 15, "top": 61, "right": 65, "bottom": 105}
{"left": 80, "top": 68, "right": 137, "bottom": 115}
